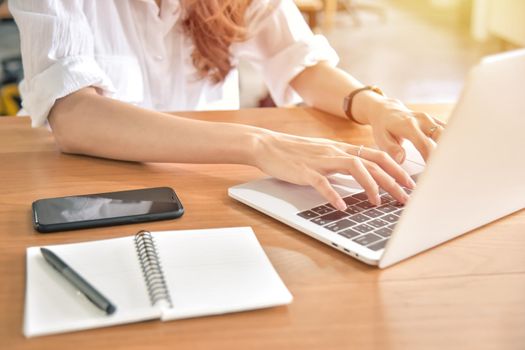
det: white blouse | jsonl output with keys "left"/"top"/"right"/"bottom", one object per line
{"left": 10, "top": 0, "right": 339, "bottom": 127}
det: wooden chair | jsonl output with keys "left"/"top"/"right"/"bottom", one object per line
{"left": 294, "top": 0, "right": 324, "bottom": 29}
{"left": 296, "top": 0, "right": 385, "bottom": 31}
{"left": 339, "top": 0, "right": 386, "bottom": 27}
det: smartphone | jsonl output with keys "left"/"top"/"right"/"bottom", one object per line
{"left": 32, "top": 187, "right": 184, "bottom": 233}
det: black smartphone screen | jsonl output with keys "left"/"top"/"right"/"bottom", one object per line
{"left": 32, "top": 187, "right": 184, "bottom": 233}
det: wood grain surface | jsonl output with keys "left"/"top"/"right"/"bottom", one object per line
{"left": 1, "top": 106, "right": 523, "bottom": 350}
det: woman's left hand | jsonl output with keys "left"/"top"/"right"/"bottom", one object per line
{"left": 367, "top": 98, "right": 446, "bottom": 164}
{"left": 290, "top": 62, "right": 446, "bottom": 163}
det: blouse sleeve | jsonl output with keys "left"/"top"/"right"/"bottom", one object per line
{"left": 9, "top": 0, "right": 115, "bottom": 127}
{"left": 232, "top": 0, "right": 339, "bottom": 106}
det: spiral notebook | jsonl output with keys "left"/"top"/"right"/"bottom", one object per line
{"left": 24, "top": 227, "right": 293, "bottom": 337}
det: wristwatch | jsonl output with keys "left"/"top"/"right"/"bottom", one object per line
{"left": 343, "top": 85, "right": 384, "bottom": 123}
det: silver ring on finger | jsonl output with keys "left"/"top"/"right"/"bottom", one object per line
{"left": 427, "top": 125, "right": 438, "bottom": 139}
{"left": 357, "top": 145, "right": 364, "bottom": 158}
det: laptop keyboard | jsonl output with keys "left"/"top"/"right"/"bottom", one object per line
{"left": 296, "top": 189, "right": 412, "bottom": 252}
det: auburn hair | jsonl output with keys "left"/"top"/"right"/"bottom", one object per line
{"left": 182, "top": 0, "right": 252, "bottom": 83}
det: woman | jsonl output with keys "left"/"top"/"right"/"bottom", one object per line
{"left": 10, "top": 0, "right": 444, "bottom": 211}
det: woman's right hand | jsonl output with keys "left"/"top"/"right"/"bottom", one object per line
{"left": 252, "top": 131, "right": 416, "bottom": 211}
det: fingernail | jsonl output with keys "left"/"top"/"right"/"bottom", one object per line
{"left": 336, "top": 199, "right": 347, "bottom": 211}
{"left": 374, "top": 194, "right": 381, "bottom": 206}
{"left": 407, "top": 178, "right": 416, "bottom": 189}
{"left": 395, "top": 151, "right": 404, "bottom": 164}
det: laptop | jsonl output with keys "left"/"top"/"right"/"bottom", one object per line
{"left": 229, "top": 50, "right": 525, "bottom": 268}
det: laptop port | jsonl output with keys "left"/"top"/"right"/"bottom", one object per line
{"left": 331, "top": 242, "right": 338, "bottom": 248}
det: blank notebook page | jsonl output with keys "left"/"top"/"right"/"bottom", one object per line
{"left": 154, "top": 227, "right": 293, "bottom": 320}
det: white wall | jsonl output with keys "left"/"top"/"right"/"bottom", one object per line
{"left": 471, "top": 0, "right": 525, "bottom": 46}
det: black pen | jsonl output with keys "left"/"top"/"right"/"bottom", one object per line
{"left": 40, "top": 247, "right": 117, "bottom": 315}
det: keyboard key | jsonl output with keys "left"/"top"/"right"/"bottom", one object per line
{"left": 325, "top": 219, "right": 357, "bottom": 232}
{"left": 368, "top": 219, "right": 389, "bottom": 228}
{"left": 368, "top": 239, "right": 388, "bottom": 251}
{"left": 342, "top": 196, "right": 360, "bottom": 205}
{"left": 311, "top": 217, "right": 329, "bottom": 225}
{"left": 353, "top": 224, "right": 374, "bottom": 234}
{"left": 356, "top": 200, "right": 375, "bottom": 210}
{"left": 338, "top": 228, "right": 361, "bottom": 239}
{"left": 349, "top": 213, "right": 369, "bottom": 223}
{"left": 363, "top": 208, "right": 383, "bottom": 219}
{"left": 393, "top": 208, "right": 404, "bottom": 216}
{"left": 351, "top": 192, "right": 369, "bottom": 201}
{"left": 387, "top": 224, "right": 397, "bottom": 230}
{"left": 377, "top": 205, "right": 398, "bottom": 213}
{"left": 382, "top": 213, "right": 399, "bottom": 223}
{"left": 344, "top": 206, "right": 362, "bottom": 215}
{"left": 353, "top": 233, "right": 382, "bottom": 246}
{"left": 375, "top": 227, "right": 393, "bottom": 238}
{"left": 297, "top": 210, "right": 319, "bottom": 219}
{"left": 311, "top": 205, "right": 334, "bottom": 215}
{"left": 311, "top": 211, "right": 349, "bottom": 225}
{"left": 324, "top": 203, "right": 336, "bottom": 210}
{"left": 402, "top": 187, "right": 413, "bottom": 195}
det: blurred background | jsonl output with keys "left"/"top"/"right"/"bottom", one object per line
{"left": 1, "top": 0, "right": 524, "bottom": 116}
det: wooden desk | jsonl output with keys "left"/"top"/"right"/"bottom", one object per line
{"left": 1, "top": 107, "right": 523, "bottom": 350}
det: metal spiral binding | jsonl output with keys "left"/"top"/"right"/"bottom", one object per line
{"left": 134, "top": 230, "right": 173, "bottom": 308}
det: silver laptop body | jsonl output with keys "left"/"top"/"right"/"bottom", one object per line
{"left": 229, "top": 50, "right": 525, "bottom": 268}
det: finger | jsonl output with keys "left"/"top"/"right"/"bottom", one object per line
{"left": 362, "top": 159, "right": 410, "bottom": 204}
{"left": 432, "top": 116, "right": 447, "bottom": 127}
{"left": 406, "top": 127, "right": 435, "bottom": 161}
{"left": 305, "top": 170, "right": 347, "bottom": 211}
{"left": 396, "top": 119, "right": 436, "bottom": 161}
{"left": 415, "top": 112, "right": 444, "bottom": 142}
{"left": 372, "top": 129, "right": 406, "bottom": 164}
{"left": 428, "top": 124, "right": 444, "bottom": 142}
{"left": 341, "top": 157, "right": 381, "bottom": 206}
{"left": 361, "top": 148, "right": 415, "bottom": 189}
